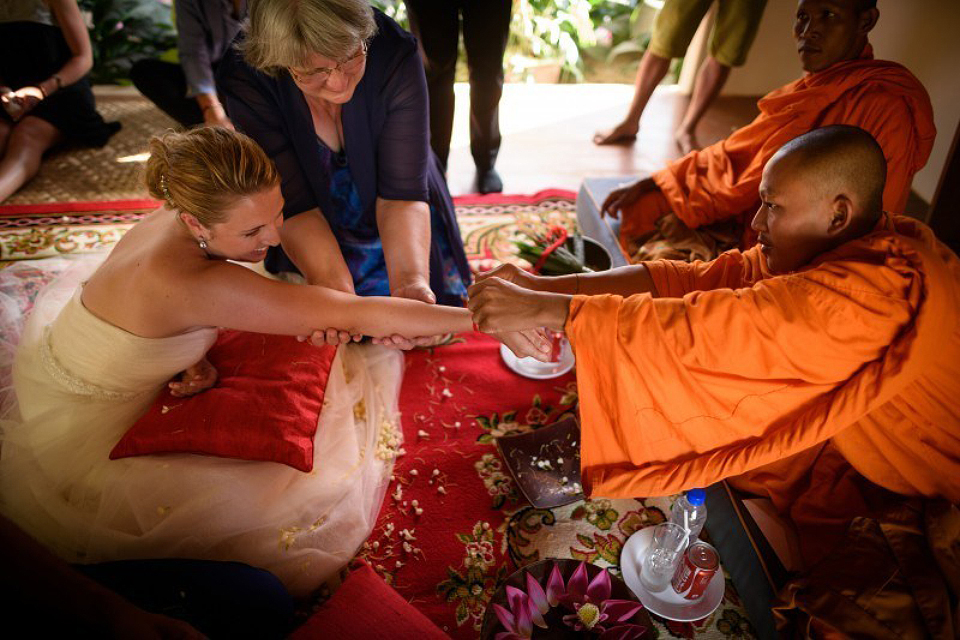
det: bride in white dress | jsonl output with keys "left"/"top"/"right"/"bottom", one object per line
{"left": 0, "top": 127, "right": 547, "bottom": 597}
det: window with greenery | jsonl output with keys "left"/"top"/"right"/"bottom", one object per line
{"left": 371, "top": 0, "right": 676, "bottom": 84}
{"left": 79, "top": 0, "right": 175, "bottom": 84}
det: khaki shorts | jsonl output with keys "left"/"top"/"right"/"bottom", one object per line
{"left": 648, "top": 0, "right": 768, "bottom": 67}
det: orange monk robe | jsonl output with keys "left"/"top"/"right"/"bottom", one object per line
{"left": 567, "top": 215, "right": 960, "bottom": 508}
{"left": 622, "top": 45, "right": 937, "bottom": 243}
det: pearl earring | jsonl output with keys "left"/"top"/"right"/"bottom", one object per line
{"left": 199, "top": 239, "right": 208, "bottom": 250}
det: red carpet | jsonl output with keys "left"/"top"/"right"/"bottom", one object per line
{"left": 360, "top": 332, "right": 579, "bottom": 636}
{"left": 358, "top": 334, "right": 755, "bottom": 639}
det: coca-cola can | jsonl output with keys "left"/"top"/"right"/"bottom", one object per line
{"left": 547, "top": 330, "right": 565, "bottom": 363}
{"left": 671, "top": 541, "right": 719, "bottom": 600}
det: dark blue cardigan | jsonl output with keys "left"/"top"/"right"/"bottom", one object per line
{"left": 216, "top": 11, "right": 470, "bottom": 300}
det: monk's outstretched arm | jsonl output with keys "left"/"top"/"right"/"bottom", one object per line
{"left": 568, "top": 266, "right": 914, "bottom": 498}
{"left": 541, "top": 265, "right": 660, "bottom": 297}
{"left": 474, "top": 262, "right": 658, "bottom": 298}
{"left": 476, "top": 248, "right": 758, "bottom": 301}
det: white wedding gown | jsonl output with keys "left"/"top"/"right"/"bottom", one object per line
{"left": 0, "top": 257, "right": 402, "bottom": 597}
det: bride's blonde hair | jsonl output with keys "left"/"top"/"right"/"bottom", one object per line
{"left": 144, "top": 127, "right": 280, "bottom": 227}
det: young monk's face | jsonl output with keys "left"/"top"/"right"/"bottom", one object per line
{"left": 752, "top": 156, "right": 840, "bottom": 274}
{"left": 793, "top": 0, "right": 877, "bottom": 72}
{"left": 207, "top": 184, "right": 285, "bottom": 263}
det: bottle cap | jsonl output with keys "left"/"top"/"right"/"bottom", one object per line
{"left": 686, "top": 488, "right": 706, "bottom": 505}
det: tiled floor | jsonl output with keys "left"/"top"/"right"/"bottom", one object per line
{"left": 443, "top": 83, "right": 759, "bottom": 196}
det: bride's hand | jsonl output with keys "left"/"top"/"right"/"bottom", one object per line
{"left": 491, "top": 328, "right": 553, "bottom": 362}
{"left": 169, "top": 358, "right": 218, "bottom": 397}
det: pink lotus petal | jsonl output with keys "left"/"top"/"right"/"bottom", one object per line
{"left": 526, "top": 594, "right": 548, "bottom": 629}
{"left": 565, "top": 561, "right": 589, "bottom": 602}
{"left": 525, "top": 571, "right": 550, "bottom": 616}
{"left": 514, "top": 595, "right": 534, "bottom": 637}
{"left": 545, "top": 563, "right": 565, "bottom": 607}
{"left": 505, "top": 585, "right": 527, "bottom": 617}
{"left": 601, "top": 599, "right": 644, "bottom": 622}
{"left": 492, "top": 603, "right": 516, "bottom": 633}
{"left": 586, "top": 566, "right": 613, "bottom": 602}
{"left": 598, "top": 624, "right": 648, "bottom": 640}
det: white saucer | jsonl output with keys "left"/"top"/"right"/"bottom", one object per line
{"left": 499, "top": 343, "right": 575, "bottom": 380}
{"left": 620, "top": 528, "right": 725, "bottom": 622}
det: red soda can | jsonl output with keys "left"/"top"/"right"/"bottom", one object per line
{"left": 671, "top": 541, "right": 719, "bottom": 600}
{"left": 547, "top": 330, "right": 565, "bottom": 363}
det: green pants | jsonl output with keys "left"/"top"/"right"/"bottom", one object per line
{"left": 648, "top": 0, "right": 768, "bottom": 67}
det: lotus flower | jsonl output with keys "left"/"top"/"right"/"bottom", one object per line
{"left": 556, "top": 562, "right": 646, "bottom": 637}
{"left": 491, "top": 561, "right": 647, "bottom": 639}
{"left": 492, "top": 577, "right": 550, "bottom": 640}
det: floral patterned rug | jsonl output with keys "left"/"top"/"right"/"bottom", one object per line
{"left": 361, "top": 332, "right": 756, "bottom": 640}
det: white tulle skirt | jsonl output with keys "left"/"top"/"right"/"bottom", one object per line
{"left": 0, "top": 256, "right": 403, "bottom": 597}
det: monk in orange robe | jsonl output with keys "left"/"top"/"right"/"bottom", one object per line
{"left": 468, "top": 126, "right": 960, "bottom": 582}
{"left": 603, "top": 0, "right": 937, "bottom": 262}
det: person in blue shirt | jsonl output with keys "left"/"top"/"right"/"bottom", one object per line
{"left": 217, "top": 0, "right": 471, "bottom": 347}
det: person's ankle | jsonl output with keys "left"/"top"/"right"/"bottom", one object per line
{"left": 476, "top": 167, "right": 503, "bottom": 194}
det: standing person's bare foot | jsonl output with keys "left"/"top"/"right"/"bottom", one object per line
{"left": 674, "top": 128, "right": 700, "bottom": 155}
{"left": 593, "top": 121, "right": 639, "bottom": 146}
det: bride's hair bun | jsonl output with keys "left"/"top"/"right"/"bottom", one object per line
{"left": 144, "top": 127, "right": 279, "bottom": 227}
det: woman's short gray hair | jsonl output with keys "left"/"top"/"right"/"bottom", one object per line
{"left": 242, "top": 0, "right": 377, "bottom": 75}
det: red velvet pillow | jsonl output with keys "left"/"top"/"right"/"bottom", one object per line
{"left": 289, "top": 563, "right": 449, "bottom": 639}
{"left": 110, "top": 330, "right": 336, "bottom": 472}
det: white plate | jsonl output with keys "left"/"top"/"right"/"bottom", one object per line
{"left": 499, "top": 343, "right": 575, "bottom": 380}
{"left": 620, "top": 528, "right": 725, "bottom": 622}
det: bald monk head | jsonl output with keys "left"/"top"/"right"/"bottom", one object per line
{"left": 752, "top": 125, "right": 886, "bottom": 274}
{"left": 794, "top": 0, "right": 880, "bottom": 72}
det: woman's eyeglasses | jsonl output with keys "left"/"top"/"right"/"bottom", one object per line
{"left": 290, "top": 41, "right": 368, "bottom": 86}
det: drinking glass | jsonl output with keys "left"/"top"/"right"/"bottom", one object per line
{"left": 639, "top": 523, "right": 687, "bottom": 593}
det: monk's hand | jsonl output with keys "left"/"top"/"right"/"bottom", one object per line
{"left": 468, "top": 277, "right": 570, "bottom": 333}
{"left": 474, "top": 263, "right": 541, "bottom": 291}
{"left": 601, "top": 177, "right": 657, "bottom": 219}
{"left": 169, "top": 358, "right": 218, "bottom": 397}
{"left": 492, "top": 329, "right": 553, "bottom": 362}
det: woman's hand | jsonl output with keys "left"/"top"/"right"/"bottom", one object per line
{"left": 104, "top": 600, "right": 207, "bottom": 639}
{"left": 468, "top": 277, "right": 571, "bottom": 334}
{"left": 601, "top": 177, "right": 657, "bottom": 219}
{"left": 202, "top": 103, "right": 234, "bottom": 130}
{"left": 299, "top": 329, "right": 362, "bottom": 347}
{"left": 168, "top": 358, "right": 218, "bottom": 397}
{"left": 4, "top": 86, "right": 44, "bottom": 121}
{"left": 474, "top": 263, "right": 541, "bottom": 291}
{"left": 300, "top": 279, "right": 361, "bottom": 347}
{"left": 392, "top": 278, "right": 436, "bottom": 304}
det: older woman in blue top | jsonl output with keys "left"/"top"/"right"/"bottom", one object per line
{"left": 217, "top": 0, "right": 471, "bottom": 344}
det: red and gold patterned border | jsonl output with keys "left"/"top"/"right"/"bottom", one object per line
{"left": 0, "top": 192, "right": 578, "bottom": 264}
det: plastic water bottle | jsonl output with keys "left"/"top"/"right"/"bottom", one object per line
{"left": 670, "top": 488, "right": 707, "bottom": 546}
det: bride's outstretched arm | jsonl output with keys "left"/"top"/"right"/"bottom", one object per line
{"left": 174, "top": 262, "right": 549, "bottom": 360}
{"left": 179, "top": 261, "right": 470, "bottom": 338}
